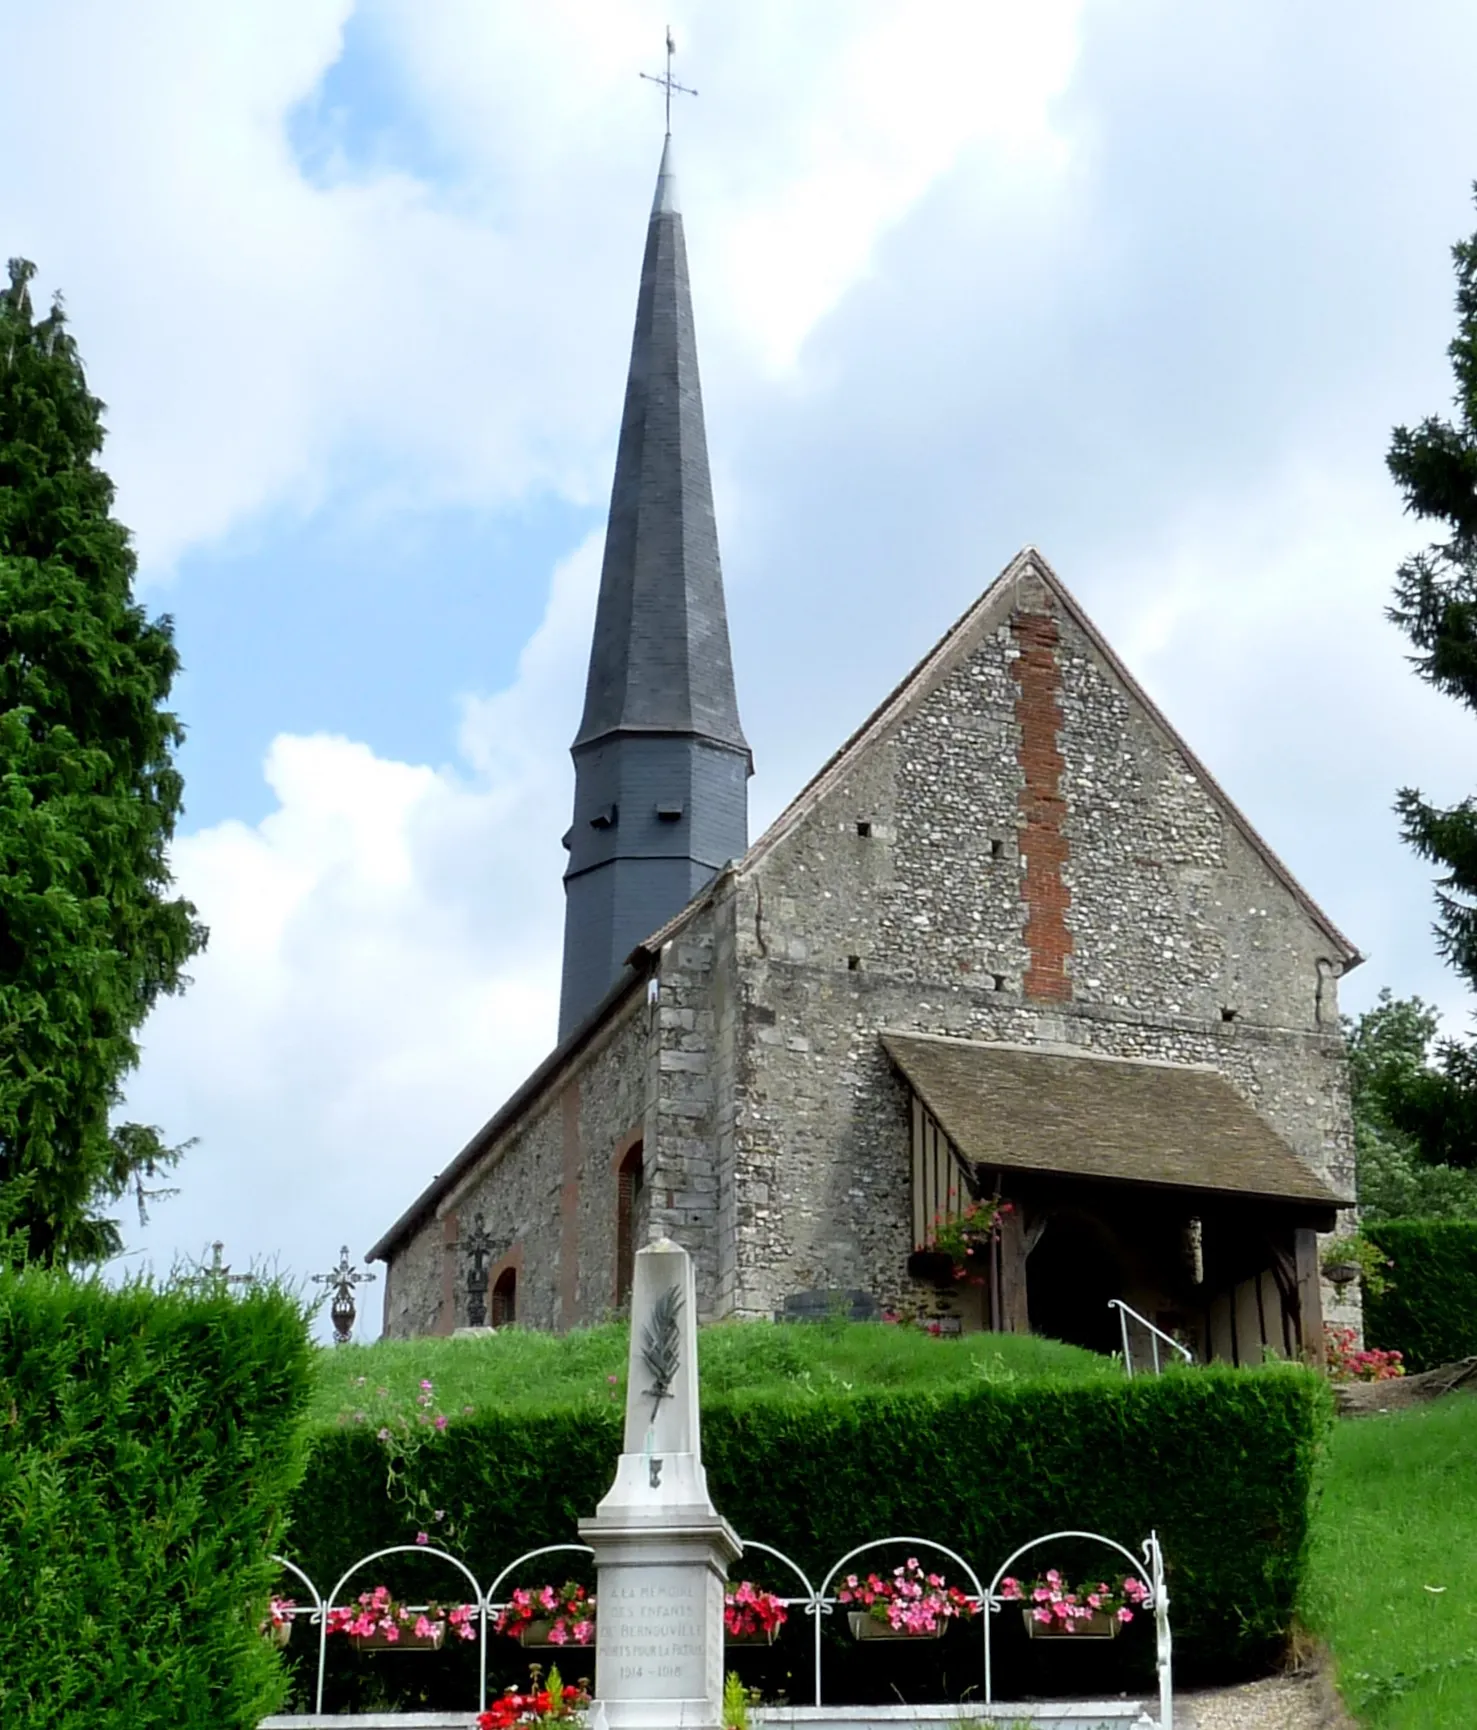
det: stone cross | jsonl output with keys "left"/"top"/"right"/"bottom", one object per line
{"left": 310, "top": 1245, "right": 377, "bottom": 1345}
{"left": 461, "top": 1213, "right": 496, "bottom": 1328}
{"left": 580, "top": 1240, "right": 739, "bottom": 1730}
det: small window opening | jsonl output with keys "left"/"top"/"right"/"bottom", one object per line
{"left": 989, "top": 837, "right": 1004, "bottom": 858}
{"left": 855, "top": 821, "right": 872, "bottom": 838}
{"left": 991, "top": 973, "right": 1006, "bottom": 991}
{"left": 490, "top": 1268, "right": 517, "bottom": 1328}
{"left": 615, "top": 1140, "right": 645, "bottom": 1308}
{"left": 1221, "top": 1007, "right": 1238, "bottom": 1023}
{"left": 847, "top": 955, "right": 861, "bottom": 971}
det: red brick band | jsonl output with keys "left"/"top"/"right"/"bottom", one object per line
{"left": 1012, "top": 611, "right": 1072, "bottom": 1002}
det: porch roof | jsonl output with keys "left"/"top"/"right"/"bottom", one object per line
{"left": 880, "top": 1031, "right": 1349, "bottom": 1208}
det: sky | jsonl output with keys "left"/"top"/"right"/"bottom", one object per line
{"left": 3, "top": 0, "right": 1477, "bottom": 1333}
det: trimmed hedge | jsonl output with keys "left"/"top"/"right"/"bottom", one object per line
{"left": 0, "top": 1271, "right": 315, "bottom": 1729}
{"left": 287, "top": 1361, "right": 1332, "bottom": 1698}
{"left": 1364, "top": 1218, "right": 1477, "bottom": 1371}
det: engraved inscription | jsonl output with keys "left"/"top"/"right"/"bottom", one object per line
{"left": 596, "top": 1569, "right": 709, "bottom": 1700}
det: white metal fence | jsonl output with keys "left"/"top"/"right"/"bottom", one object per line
{"left": 269, "top": 1527, "right": 1171, "bottom": 1727}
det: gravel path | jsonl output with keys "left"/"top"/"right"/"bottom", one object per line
{"left": 1177, "top": 1669, "right": 1357, "bottom": 1730}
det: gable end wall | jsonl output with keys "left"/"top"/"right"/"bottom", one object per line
{"left": 720, "top": 567, "right": 1353, "bottom": 1317}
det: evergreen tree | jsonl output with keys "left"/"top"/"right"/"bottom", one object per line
{"left": 0, "top": 258, "right": 205, "bottom": 1265}
{"left": 1384, "top": 192, "right": 1477, "bottom": 1167}
{"left": 1347, "top": 991, "right": 1477, "bottom": 1216}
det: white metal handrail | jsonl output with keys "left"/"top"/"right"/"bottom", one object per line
{"left": 1109, "top": 1299, "right": 1193, "bottom": 1377}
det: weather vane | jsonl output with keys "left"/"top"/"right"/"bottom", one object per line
{"left": 640, "top": 26, "right": 696, "bottom": 134}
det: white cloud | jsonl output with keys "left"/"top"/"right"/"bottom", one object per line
{"left": 1089, "top": 458, "right": 1476, "bottom": 1034}
{"left": 120, "top": 533, "right": 601, "bottom": 1316}
{"left": 0, "top": 0, "right": 1083, "bottom": 572}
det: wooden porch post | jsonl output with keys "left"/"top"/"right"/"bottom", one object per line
{"left": 998, "top": 1206, "right": 1031, "bottom": 1334}
{"left": 1294, "top": 1227, "right": 1326, "bottom": 1368}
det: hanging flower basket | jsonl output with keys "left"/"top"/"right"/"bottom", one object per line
{"left": 1022, "top": 1607, "right": 1120, "bottom": 1640}
{"left": 263, "top": 1597, "right": 295, "bottom": 1648}
{"left": 496, "top": 1583, "right": 596, "bottom": 1648}
{"left": 518, "top": 1619, "right": 594, "bottom": 1648}
{"left": 1000, "top": 1569, "right": 1149, "bottom": 1640}
{"left": 727, "top": 1626, "right": 781, "bottom": 1646}
{"left": 847, "top": 1611, "right": 942, "bottom": 1642}
{"left": 838, "top": 1558, "right": 979, "bottom": 1640}
{"left": 327, "top": 1586, "right": 478, "bottom": 1653}
{"left": 351, "top": 1623, "right": 446, "bottom": 1653}
{"left": 906, "top": 1249, "right": 956, "bottom": 1284}
{"left": 724, "top": 1582, "right": 787, "bottom": 1645}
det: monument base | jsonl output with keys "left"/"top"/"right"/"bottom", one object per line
{"left": 578, "top": 1508, "right": 741, "bottom": 1730}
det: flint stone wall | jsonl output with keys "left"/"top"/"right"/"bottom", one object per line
{"left": 719, "top": 574, "right": 1354, "bottom": 1318}
{"left": 381, "top": 998, "right": 648, "bottom": 1337}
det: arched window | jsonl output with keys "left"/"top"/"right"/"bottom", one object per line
{"left": 615, "top": 1139, "right": 645, "bottom": 1309}
{"left": 490, "top": 1267, "right": 517, "bottom": 1328}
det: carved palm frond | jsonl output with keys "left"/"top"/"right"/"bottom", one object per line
{"left": 641, "top": 1282, "right": 683, "bottom": 1424}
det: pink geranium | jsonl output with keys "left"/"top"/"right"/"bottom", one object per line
{"left": 494, "top": 1581, "right": 597, "bottom": 1646}
{"left": 837, "top": 1558, "right": 979, "bottom": 1634}
{"left": 326, "top": 1584, "right": 479, "bottom": 1643}
{"left": 999, "top": 1569, "right": 1151, "bottom": 1629}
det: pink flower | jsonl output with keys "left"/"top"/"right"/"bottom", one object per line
{"left": 415, "top": 1531, "right": 429, "bottom": 1545}
{"left": 434, "top": 1414, "right": 448, "bottom": 1431}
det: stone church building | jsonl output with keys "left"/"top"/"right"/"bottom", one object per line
{"left": 369, "top": 136, "right": 1359, "bottom": 1367}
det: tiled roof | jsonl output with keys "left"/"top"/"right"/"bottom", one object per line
{"left": 881, "top": 1029, "right": 1348, "bottom": 1207}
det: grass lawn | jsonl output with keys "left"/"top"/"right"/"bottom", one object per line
{"left": 307, "top": 1319, "right": 1116, "bottom": 1426}
{"left": 1307, "top": 1393, "right": 1477, "bottom": 1727}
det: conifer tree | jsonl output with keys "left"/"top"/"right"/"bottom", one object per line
{"left": 1385, "top": 193, "right": 1477, "bottom": 1167}
{"left": 0, "top": 258, "right": 205, "bottom": 1264}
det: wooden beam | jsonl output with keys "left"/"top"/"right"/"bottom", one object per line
{"left": 1294, "top": 1227, "right": 1326, "bottom": 1368}
{"left": 998, "top": 1204, "right": 1030, "bottom": 1334}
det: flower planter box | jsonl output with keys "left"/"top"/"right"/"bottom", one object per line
{"left": 349, "top": 1624, "right": 446, "bottom": 1653}
{"left": 517, "top": 1620, "right": 594, "bottom": 1648}
{"left": 267, "top": 1620, "right": 293, "bottom": 1649}
{"left": 1022, "top": 1608, "right": 1121, "bottom": 1640}
{"left": 725, "top": 1626, "right": 780, "bottom": 1646}
{"left": 906, "top": 1249, "right": 957, "bottom": 1284}
{"left": 847, "top": 1612, "right": 942, "bottom": 1641}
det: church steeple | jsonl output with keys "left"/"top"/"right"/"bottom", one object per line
{"left": 558, "top": 134, "right": 750, "bottom": 1039}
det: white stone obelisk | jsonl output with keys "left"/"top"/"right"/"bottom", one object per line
{"left": 579, "top": 1239, "right": 740, "bottom": 1730}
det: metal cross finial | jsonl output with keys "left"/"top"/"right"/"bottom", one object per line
{"left": 190, "top": 1240, "right": 256, "bottom": 1291}
{"left": 311, "top": 1245, "right": 377, "bottom": 1346}
{"left": 461, "top": 1213, "right": 496, "bottom": 1328}
{"left": 640, "top": 25, "right": 696, "bottom": 134}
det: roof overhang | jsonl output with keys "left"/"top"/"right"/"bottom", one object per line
{"left": 882, "top": 1030, "right": 1350, "bottom": 1212}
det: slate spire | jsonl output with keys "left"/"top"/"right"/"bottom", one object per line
{"left": 559, "top": 134, "right": 750, "bottom": 1039}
